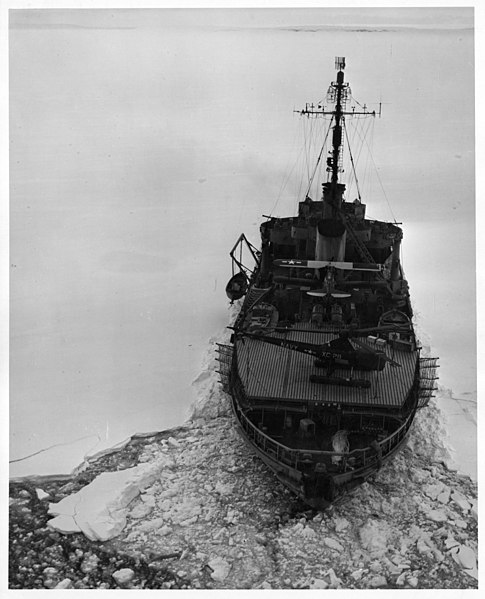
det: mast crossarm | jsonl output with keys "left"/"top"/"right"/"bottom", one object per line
{"left": 297, "top": 110, "right": 376, "bottom": 117}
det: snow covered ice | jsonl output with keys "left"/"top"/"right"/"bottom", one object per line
{"left": 42, "top": 340, "right": 478, "bottom": 588}
{"left": 47, "top": 454, "right": 175, "bottom": 541}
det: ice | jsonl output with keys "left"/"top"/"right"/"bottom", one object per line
{"left": 47, "top": 457, "right": 172, "bottom": 541}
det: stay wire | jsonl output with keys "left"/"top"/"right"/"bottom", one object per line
{"left": 305, "top": 115, "right": 334, "bottom": 200}
{"left": 361, "top": 126, "right": 398, "bottom": 222}
{"left": 268, "top": 115, "right": 306, "bottom": 217}
{"left": 348, "top": 116, "right": 395, "bottom": 221}
{"left": 344, "top": 116, "right": 370, "bottom": 199}
{"left": 342, "top": 118, "right": 362, "bottom": 201}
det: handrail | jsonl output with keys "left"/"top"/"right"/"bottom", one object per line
{"left": 230, "top": 370, "right": 415, "bottom": 472}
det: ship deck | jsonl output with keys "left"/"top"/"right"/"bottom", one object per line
{"left": 235, "top": 323, "right": 418, "bottom": 409}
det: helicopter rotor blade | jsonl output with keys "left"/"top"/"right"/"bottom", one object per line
{"left": 273, "top": 324, "right": 411, "bottom": 335}
{"left": 306, "top": 289, "right": 352, "bottom": 298}
{"left": 274, "top": 259, "right": 383, "bottom": 272}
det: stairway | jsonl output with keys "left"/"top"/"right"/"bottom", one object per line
{"left": 341, "top": 214, "right": 376, "bottom": 265}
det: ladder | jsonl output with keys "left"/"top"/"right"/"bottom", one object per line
{"left": 341, "top": 214, "right": 376, "bottom": 265}
{"left": 341, "top": 215, "right": 393, "bottom": 293}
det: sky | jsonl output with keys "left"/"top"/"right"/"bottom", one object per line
{"left": 6, "top": 5, "right": 475, "bottom": 30}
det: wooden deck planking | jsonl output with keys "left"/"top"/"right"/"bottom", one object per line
{"left": 235, "top": 325, "right": 417, "bottom": 408}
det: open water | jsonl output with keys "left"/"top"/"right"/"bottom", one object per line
{"left": 9, "top": 8, "right": 475, "bottom": 478}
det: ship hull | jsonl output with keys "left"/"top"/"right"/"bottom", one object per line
{"left": 227, "top": 368, "right": 419, "bottom": 508}
{"left": 216, "top": 58, "right": 438, "bottom": 510}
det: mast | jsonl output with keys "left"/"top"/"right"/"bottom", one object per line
{"left": 330, "top": 56, "right": 346, "bottom": 187}
{"left": 294, "top": 56, "right": 368, "bottom": 264}
{"left": 297, "top": 58, "right": 378, "bottom": 265}
{"left": 298, "top": 56, "right": 377, "bottom": 212}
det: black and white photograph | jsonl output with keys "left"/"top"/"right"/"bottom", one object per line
{"left": 5, "top": 2, "right": 478, "bottom": 592}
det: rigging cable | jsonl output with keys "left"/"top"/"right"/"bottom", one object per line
{"left": 268, "top": 115, "right": 306, "bottom": 217}
{"left": 304, "top": 115, "right": 314, "bottom": 183}
{"left": 349, "top": 93, "right": 376, "bottom": 197}
{"left": 344, "top": 117, "right": 357, "bottom": 193}
{"left": 348, "top": 115, "right": 397, "bottom": 222}
{"left": 342, "top": 118, "right": 362, "bottom": 201}
{"left": 343, "top": 115, "right": 371, "bottom": 199}
{"left": 361, "top": 118, "right": 374, "bottom": 205}
{"left": 359, "top": 118, "right": 373, "bottom": 196}
{"left": 304, "top": 115, "right": 334, "bottom": 200}
{"left": 361, "top": 127, "right": 398, "bottom": 223}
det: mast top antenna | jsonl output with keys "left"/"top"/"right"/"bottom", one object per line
{"left": 335, "top": 57, "right": 346, "bottom": 71}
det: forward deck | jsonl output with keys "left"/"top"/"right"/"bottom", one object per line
{"left": 235, "top": 323, "right": 418, "bottom": 409}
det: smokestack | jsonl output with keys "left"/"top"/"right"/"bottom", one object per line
{"left": 315, "top": 218, "right": 347, "bottom": 262}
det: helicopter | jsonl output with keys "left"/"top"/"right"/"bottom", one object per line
{"left": 232, "top": 326, "right": 401, "bottom": 373}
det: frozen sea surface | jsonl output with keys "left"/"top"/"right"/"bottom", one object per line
{"left": 9, "top": 9, "right": 475, "bottom": 479}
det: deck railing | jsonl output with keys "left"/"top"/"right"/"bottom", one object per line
{"left": 417, "top": 356, "right": 439, "bottom": 408}
{"left": 230, "top": 370, "right": 415, "bottom": 473}
{"left": 216, "top": 342, "right": 417, "bottom": 474}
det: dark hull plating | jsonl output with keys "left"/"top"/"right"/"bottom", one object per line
{"left": 231, "top": 390, "right": 418, "bottom": 508}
